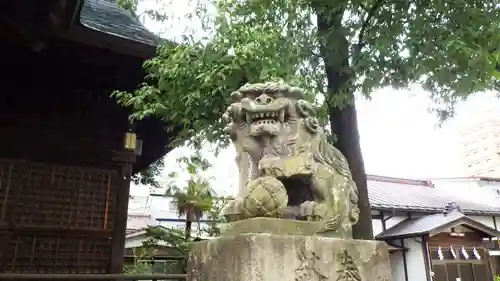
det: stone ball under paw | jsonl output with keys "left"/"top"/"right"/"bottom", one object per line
{"left": 242, "top": 176, "right": 288, "bottom": 218}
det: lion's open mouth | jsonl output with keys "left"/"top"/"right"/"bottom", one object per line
{"left": 244, "top": 109, "right": 286, "bottom": 125}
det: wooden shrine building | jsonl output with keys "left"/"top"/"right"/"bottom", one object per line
{"left": 0, "top": 0, "right": 174, "bottom": 275}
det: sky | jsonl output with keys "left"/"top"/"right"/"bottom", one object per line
{"left": 129, "top": 0, "right": 490, "bottom": 198}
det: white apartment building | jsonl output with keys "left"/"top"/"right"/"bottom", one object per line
{"left": 457, "top": 93, "right": 500, "bottom": 177}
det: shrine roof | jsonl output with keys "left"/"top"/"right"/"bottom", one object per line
{"left": 376, "top": 208, "right": 500, "bottom": 239}
{"left": 80, "top": 0, "right": 161, "bottom": 46}
{"left": 367, "top": 175, "right": 500, "bottom": 215}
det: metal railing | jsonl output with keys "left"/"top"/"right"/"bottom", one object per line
{"left": 0, "top": 273, "right": 186, "bottom": 280}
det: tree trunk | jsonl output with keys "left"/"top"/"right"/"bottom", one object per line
{"left": 315, "top": 4, "right": 374, "bottom": 240}
{"left": 329, "top": 105, "right": 373, "bottom": 240}
{"left": 184, "top": 207, "right": 194, "bottom": 240}
{"left": 185, "top": 220, "right": 192, "bottom": 241}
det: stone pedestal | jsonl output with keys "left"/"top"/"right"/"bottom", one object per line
{"left": 220, "top": 217, "right": 342, "bottom": 237}
{"left": 187, "top": 232, "right": 392, "bottom": 281}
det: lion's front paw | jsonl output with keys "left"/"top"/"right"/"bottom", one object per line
{"left": 299, "top": 201, "right": 326, "bottom": 221}
{"left": 221, "top": 199, "right": 244, "bottom": 222}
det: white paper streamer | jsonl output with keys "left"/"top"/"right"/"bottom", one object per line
{"left": 473, "top": 247, "right": 481, "bottom": 260}
{"left": 438, "top": 246, "right": 444, "bottom": 260}
{"left": 450, "top": 246, "right": 457, "bottom": 259}
{"left": 461, "top": 246, "right": 469, "bottom": 260}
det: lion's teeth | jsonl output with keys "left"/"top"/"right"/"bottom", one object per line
{"left": 279, "top": 110, "right": 285, "bottom": 122}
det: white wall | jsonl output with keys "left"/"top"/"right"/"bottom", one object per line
{"left": 390, "top": 251, "right": 406, "bottom": 281}
{"left": 372, "top": 218, "right": 384, "bottom": 236}
{"left": 372, "top": 215, "right": 408, "bottom": 236}
{"left": 405, "top": 238, "right": 428, "bottom": 281}
{"left": 372, "top": 214, "right": 427, "bottom": 281}
{"left": 372, "top": 214, "right": 429, "bottom": 281}
{"left": 387, "top": 237, "right": 429, "bottom": 281}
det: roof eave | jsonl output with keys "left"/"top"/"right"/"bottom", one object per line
{"left": 376, "top": 232, "right": 429, "bottom": 240}
{"left": 371, "top": 206, "right": 500, "bottom": 216}
{"left": 376, "top": 215, "right": 500, "bottom": 240}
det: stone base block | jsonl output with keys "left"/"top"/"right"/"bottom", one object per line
{"left": 188, "top": 233, "right": 391, "bottom": 281}
{"left": 220, "top": 217, "right": 345, "bottom": 238}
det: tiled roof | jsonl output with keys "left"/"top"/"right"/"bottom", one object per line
{"left": 376, "top": 209, "right": 500, "bottom": 239}
{"left": 80, "top": 0, "right": 160, "bottom": 46}
{"left": 367, "top": 175, "right": 500, "bottom": 215}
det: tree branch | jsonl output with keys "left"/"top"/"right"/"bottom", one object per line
{"left": 355, "top": 0, "right": 384, "bottom": 56}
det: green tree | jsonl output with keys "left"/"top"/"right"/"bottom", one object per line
{"left": 138, "top": 195, "right": 226, "bottom": 274}
{"left": 166, "top": 151, "right": 214, "bottom": 240}
{"left": 201, "top": 196, "right": 232, "bottom": 237}
{"left": 142, "top": 226, "right": 193, "bottom": 274}
{"left": 132, "top": 158, "right": 164, "bottom": 189}
{"left": 123, "top": 247, "right": 156, "bottom": 274}
{"left": 114, "top": 0, "right": 500, "bottom": 239}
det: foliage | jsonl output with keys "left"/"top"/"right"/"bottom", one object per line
{"left": 113, "top": 0, "right": 324, "bottom": 149}
{"left": 123, "top": 247, "right": 156, "bottom": 274}
{"left": 171, "top": 179, "right": 214, "bottom": 228}
{"left": 136, "top": 197, "right": 228, "bottom": 273}
{"left": 495, "top": 275, "right": 500, "bottom": 281}
{"left": 116, "top": 0, "right": 139, "bottom": 16}
{"left": 132, "top": 158, "right": 164, "bottom": 189}
{"left": 142, "top": 226, "right": 194, "bottom": 274}
{"left": 201, "top": 196, "right": 232, "bottom": 236}
{"left": 162, "top": 150, "right": 216, "bottom": 239}
{"left": 114, "top": 0, "right": 499, "bottom": 144}
{"left": 166, "top": 152, "right": 214, "bottom": 219}
{"left": 143, "top": 226, "right": 194, "bottom": 255}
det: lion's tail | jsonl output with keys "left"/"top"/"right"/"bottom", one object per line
{"left": 315, "top": 137, "right": 360, "bottom": 225}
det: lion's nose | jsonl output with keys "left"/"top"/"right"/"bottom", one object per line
{"left": 255, "top": 94, "right": 273, "bottom": 105}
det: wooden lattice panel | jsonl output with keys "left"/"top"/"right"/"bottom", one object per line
{"left": 0, "top": 158, "right": 119, "bottom": 273}
{"left": 0, "top": 159, "right": 116, "bottom": 230}
{"left": 1, "top": 233, "right": 111, "bottom": 273}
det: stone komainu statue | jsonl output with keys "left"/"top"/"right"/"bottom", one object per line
{"left": 221, "top": 82, "right": 359, "bottom": 238}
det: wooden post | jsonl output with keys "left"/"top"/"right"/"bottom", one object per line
{"left": 109, "top": 162, "right": 132, "bottom": 273}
